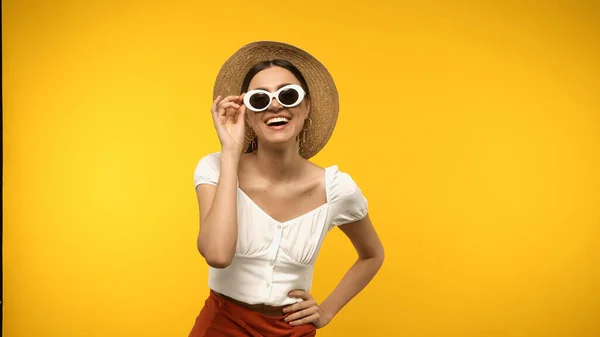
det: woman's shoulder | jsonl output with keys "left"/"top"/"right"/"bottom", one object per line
{"left": 193, "top": 151, "right": 222, "bottom": 187}
{"left": 324, "top": 164, "right": 369, "bottom": 226}
{"left": 324, "top": 164, "right": 364, "bottom": 201}
{"left": 200, "top": 151, "right": 222, "bottom": 161}
{"left": 196, "top": 151, "right": 222, "bottom": 168}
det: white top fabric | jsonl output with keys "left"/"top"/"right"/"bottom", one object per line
{"left": 193, "top": 152, "right": 368, "bottom": 306}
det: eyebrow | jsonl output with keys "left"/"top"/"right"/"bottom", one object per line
{"left": 253, "top": 83, "right": 294, "bottom": 92}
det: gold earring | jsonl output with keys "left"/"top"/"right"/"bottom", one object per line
{"left": 298, "top": 130, "right": 305, "bottom": 156}
{"left": 251, "top": 137, "right": 258, "bottom": 152}
{"left": 305, "top": 116, "right": 313, "bottom": 129}
{"left": 301, "top": 129, "right": 306, "bottom": 145}
{"left": 302, "top": 117, "right": 312, "bottom": 145}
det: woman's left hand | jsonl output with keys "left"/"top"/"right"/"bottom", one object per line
{"left": 283, "top": 290, "right": 331, "bottom": 328}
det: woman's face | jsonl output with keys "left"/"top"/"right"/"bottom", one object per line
{"left": 245, "top": 66, "right": 310, "bottom": 149}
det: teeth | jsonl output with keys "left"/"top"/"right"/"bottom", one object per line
{"left": 266, "top": 117, "right": 290, "bottom": 126}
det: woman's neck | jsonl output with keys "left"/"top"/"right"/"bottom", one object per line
{"left": 252, "top": 143, "right": 304, "bottom": 182}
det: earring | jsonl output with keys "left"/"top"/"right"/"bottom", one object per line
{"left": 298, "top": 129, "right": 306, "bottom": 156}
{"left": 301, "top": 129, "right": 307, "bottom": 145}
{"left": 302, "top": 117, "right": 312, "bottom": 146}
{"left": 251, "top": 137, "right": 258, "bottom": 152}
{"left": 305, "top": 116, "right": 313, "bottom": 129}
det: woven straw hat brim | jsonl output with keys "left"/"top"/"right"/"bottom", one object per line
{"left": 213, "top": 41, "right": 339, "bottom": 159}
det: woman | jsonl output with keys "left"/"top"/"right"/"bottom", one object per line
{"left": 190, "top": 41, "right": 384, "bottom": 336}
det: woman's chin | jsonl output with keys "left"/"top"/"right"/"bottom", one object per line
{"left": 259, "top": 127, "right": 295, "bottom": 142}
{"left": 259, "top": 136, "right": 297, "bottom": 149}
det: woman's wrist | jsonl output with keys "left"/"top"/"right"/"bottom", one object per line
{"left": 220, "top": 148, "right": 242, "bottom": 163}
{"left": 319, "top": 302, "right": 338, "bottom": 323}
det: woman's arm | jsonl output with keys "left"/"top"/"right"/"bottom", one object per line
{"left": 195, "top": 152, "right": 240, "bottom": 268}
{"left": 196, "top": 95, "right": 246, "bottom": 269}
{"left": 285, "top": 214, "right": 384, "bottom": 327}
{"left": 319, "top": 214, "right": 384, "bottom": 321}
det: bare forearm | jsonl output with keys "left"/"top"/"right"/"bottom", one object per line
{"left": 319, "top": 255, "right": 384, "bottom": 320}
{"left": 198, "top": 152, "right": 240, "bottom": 267}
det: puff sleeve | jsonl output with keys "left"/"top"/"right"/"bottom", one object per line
{"left": 193, "top": 152, "right": 221, "bottom": 188}
{"left": 327, "top": 166, "right": 369, "bottom": 228}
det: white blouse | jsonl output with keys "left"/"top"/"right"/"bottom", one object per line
{"left": 193, "top": 152, "right": 368, "bottom": 306}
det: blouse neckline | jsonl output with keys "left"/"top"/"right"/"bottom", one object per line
{"left": 236, "top": 165, "right": 335, "bottom": 226}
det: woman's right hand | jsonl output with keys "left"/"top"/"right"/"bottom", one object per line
{"left": 211, "top": 94, "right": 247, "bottom": 155}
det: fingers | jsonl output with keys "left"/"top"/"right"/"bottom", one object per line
{"left": 282, "top": 290, "right": 321, "bottom": 326}
{"left": 220, "top": 95, "right": 241, "bottom": 106}
{"left": 211, "top": 96, "right": 222, "bottom": 119}
{"left": 283, "top": 298, "right": 315, "bottom": 314}
{"left": 212, "top": 95, "right": 241, "bottom": 116}
{"left": 237, "top": 93, "right": 247, "bottom": 120}
{"left": 212, "top": 96, "right": 221, "bottom": 110}
{"left": 220, "top": 102, "right": 241, "bottom": 116}
{"left": 236, "top": 104, "right": 246, "bottom": 124}
{"left": 284, "top": 306, "right": 318, "bottom": 323}
{"left": 289, "top": 312, "right": 320, "bottom": 326}
{"left": 283, "top": 290, "right": 312, "bottom": 313}
{"left": 288, "top": 290, "right": 310, "bottom": 300}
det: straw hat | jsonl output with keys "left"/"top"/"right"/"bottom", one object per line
{"left": 213, "top": 41, "right": 339, "bottom": 159}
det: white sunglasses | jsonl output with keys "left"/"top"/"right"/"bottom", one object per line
{"left": 243, "top": 84, "right": 306, "bottom": 112}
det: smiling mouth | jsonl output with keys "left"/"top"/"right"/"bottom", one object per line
{"left": 265, "top": 117, "right": 290, "bottom": 127}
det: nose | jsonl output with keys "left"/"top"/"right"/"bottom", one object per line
{"left": 267, "top": 97, "right": 283, "bottom": 111}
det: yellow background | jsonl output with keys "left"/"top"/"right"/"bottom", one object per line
{"left": 3, "top": 0, "right": 599, "bottom": 336}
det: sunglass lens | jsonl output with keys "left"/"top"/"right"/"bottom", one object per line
{"left": 278, "top": 88, "right": 299, "bottom": 106}
{"left": 249, "top": 93, "right": 270, "bottom": 110}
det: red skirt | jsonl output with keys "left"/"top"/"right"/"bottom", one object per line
{"left": 188, "top": 290, "right": 317, "bottom": 337}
